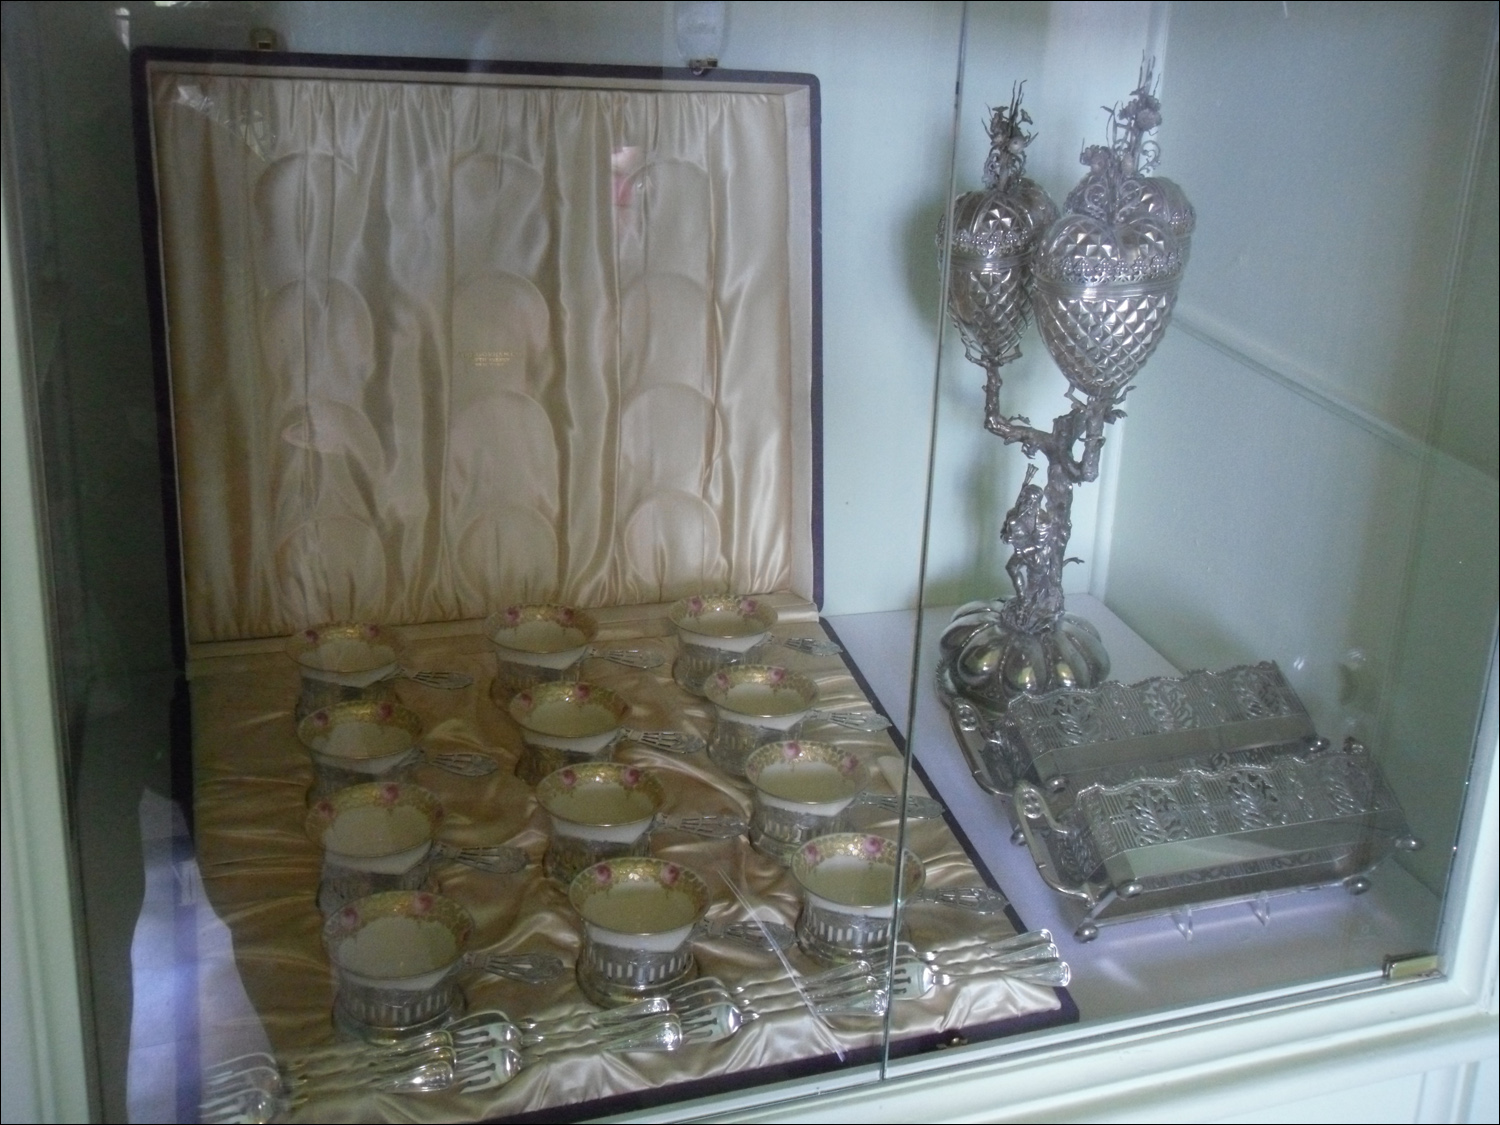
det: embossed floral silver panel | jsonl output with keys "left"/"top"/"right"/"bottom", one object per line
{"left": 1012, "top": 739, "right": 1418, "bottom": 939}
{"left": 951, "top": 662, "right": 1317, "bottom": 796}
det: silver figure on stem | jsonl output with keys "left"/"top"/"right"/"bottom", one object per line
{"left": 938, "top": 64, "right": 1194, "bottom": 714}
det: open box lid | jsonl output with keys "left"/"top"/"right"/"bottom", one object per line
{"left": 135, "top": 51, "right": 821, "bottom": 657}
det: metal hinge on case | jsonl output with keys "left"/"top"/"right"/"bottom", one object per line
{"left": 1382, "top": 952, "right": 1441, "bottom": 981}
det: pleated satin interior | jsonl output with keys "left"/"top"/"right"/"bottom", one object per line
{"left": 148, "top": 68, "right": 815, "bottom": 645}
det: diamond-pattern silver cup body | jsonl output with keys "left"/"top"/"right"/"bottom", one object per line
{"left": 942, "top": 174, "right": 1056, "bottom": 370}
{"left": 949, "top": 256, "right": 1034, "bottom": 369}
{"left": 1033, "top": 275, "right": 1180, "bottom": 399}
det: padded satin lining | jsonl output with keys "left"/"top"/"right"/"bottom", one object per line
{"left": 149, "top": 69, "right": 815, "bottom": 645}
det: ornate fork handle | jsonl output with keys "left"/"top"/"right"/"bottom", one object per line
{"left": 915, "top": 885, "right": 1011, "bottom": 914}
{"left": 463, "top": 950, "right": 567, "bottom": 985}
{"left": 809, "top": 709, "right": 893, "bottom": 733}
{"left": 519, "top": 998, "right": 669, "bottom": 1042}
{"left": 622, "top": 728, "right": 706, "bottom": 754}
{"left": 774, "top": 635, "right": 844, "bottom": 657}
{"left": 854, "top": 792, "right": 947, "bottom": 818}
{"left": 432, "top": 842, "right": 529, "bottom": 874}
{"left": 691, "top": 918, "right": 797, "bottom": 952}
{"left": 589, "top": 646, "right": 666, "bottom": 670}
{"left": 394, "top": 667, "right": 474, "bottom": 690}
{"left": 655, "top": 813, "right": 746, "bottom": 839}
{"left": 525, "top": 1013, "right": 684, "bottom": 1058}
{"left": 412, "top": 747, "right": 499, "bottom": 777}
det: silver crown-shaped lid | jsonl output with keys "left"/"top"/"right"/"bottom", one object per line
{"left": 1035, "top": 62, "right": 1194, "bottom": 287}
{"left": 944, "top": 86, "right": 1059, "bottom": 265}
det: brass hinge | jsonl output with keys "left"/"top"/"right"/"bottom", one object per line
{"left": 1383, "top": 952, "right": 1441, "bottom": 981}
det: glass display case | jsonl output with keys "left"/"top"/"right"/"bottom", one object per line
{"left": 2, "top": 3, "right": 1496, "bottom": 1124}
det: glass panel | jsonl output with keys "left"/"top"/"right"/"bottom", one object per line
{"left": 3, "top": 2, "right": 1057, "bottom": 1121}
{"left": 906, "top": 0, "right": 1496, "bottom": 1052}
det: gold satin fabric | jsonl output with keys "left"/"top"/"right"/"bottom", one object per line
{"left": 148, "top": 68, "right": 816, "bottom": 645}
{"left": 190, "top": 608, "right": 1062, "bottom": 1121}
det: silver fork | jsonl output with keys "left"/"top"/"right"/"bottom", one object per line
{"left": 912, "top": 885, "right": 1011, "bottom": 914}
{"left": 654, "top": 813, "right": 746, "bottom": 839}
{"left": 850, "top": 792, "right": 947, "bottom": 818}
{"left": 773, "top": 635, "right": 844, "bottom": 657}
{"left": 517, "top": 997, "right": 670, "bottom": 1044}
{"left": 460, "top": 950, "right": 566, "bottom": 985}
{"left": 199, "top": 1086, "right": 285, "bottom": 1124}
{"left": 691, "top": 918, "right": 797, "bottom": 951}
{"left": 623, "top": 728, "right": 706, "bottom": 754}
{"left": 808, "top": 709, "right": 893, "bottom": 733}
{"left": 588, "top": 646, "right": 667, "bottom": 670}
{"left": 431, "top": 842, "right": 529, "bottom": 874}
{"left": 678, "top": 999, "right": 751, "bottom": 1045}
{"left": 396, "top": 667, "right": 474, "bottom": 690}
{"left": 524, "top": 1012, "right": 684, "bottom": 1058}
{"left": 398, "top": 746, "right": 499, "bottom": 777}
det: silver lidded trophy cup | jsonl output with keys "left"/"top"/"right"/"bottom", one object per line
{"left": 937, "top": 63, "right": 1194, "bottom": 717}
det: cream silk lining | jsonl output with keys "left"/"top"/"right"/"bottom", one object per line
{"left": 149, "top": 70, "right": 815, "bottom": 646}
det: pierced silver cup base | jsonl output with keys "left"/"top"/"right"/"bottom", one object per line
{"left": 794, "top": 901, "right": 902, "bottom": 966}
{"left": 332, "top": 980, "right": 465, "bottom": 1041}
{"left": 749, "top": 809, "right": 849, "bottom": 866}
{"left": 575, "top": 937, "right": 697, "bottom": 1008}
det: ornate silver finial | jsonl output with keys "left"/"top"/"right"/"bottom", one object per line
{"left": 982, "top": 84, "right": 1037, "bottom": 192}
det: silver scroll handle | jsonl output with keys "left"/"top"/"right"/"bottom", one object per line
{"left": 1013, "top": 781, "right": 1096, "bottom": 905}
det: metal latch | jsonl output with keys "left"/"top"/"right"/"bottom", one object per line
{"left": 1383, "top": 952, "right": 1441, "bottom": 981}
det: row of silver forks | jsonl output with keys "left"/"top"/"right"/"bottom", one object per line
{"left": 200, "top": 929, "right": 1065, "bottom": 1122}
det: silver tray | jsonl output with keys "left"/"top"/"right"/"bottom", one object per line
{"left": 1013, "top": 738, "right": 1419, "bottom": 940}
{"left": 942, "top": 661, "right": 1314, "bottom": 796}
